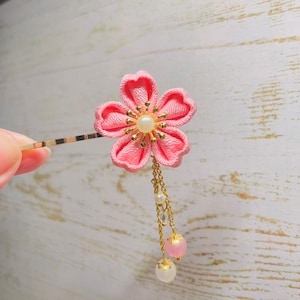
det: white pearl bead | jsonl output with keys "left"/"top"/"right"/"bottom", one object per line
{"left": 155, "top": 259, "right": 176, "bottom": 283}
{"left": 136, "top": 115, "right": 155, "bottom": 133}
{"left": 155, "top": 193, "right": 166, "bottom": 204}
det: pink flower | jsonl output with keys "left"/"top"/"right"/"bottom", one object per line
{"left": 94, "top": 71, "right": 196, "bottom": 172}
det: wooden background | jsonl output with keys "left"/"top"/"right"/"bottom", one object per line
{"left": 1, "top": 1, "right": 300, "bottom": 299}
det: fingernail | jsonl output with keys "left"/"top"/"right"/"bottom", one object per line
{"left": 15, "top": 146, "right": 51, "bottom": 175}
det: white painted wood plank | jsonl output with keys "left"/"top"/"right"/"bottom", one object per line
{"left": 1, "top": 0, "right": 300, "bottom": 299}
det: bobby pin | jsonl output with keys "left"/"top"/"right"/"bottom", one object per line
{"left": 20, "top": 132, "right": 102, "bottom": 151}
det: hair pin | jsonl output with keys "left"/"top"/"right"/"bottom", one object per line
{"left": 21, "top": 70, "right": 196, "bottom": 283}
{"left": 20, "top": 132, "right": 102, "bottom": 151}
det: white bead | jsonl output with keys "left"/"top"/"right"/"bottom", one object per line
{"left": 155, "top": 193, "right": 166, "bottom": 204}
{"left": 136, "top": 115, "right": 155, "bottom": 133}
{"left": 155, "top": 259, "right": 176, "bottom": 283}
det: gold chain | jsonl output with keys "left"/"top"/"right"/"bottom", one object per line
{"left": 151, "top": 157, "right": 165, "bottom": 256}
{"left": 155, "top": 200, "right": 166, "bottom": 257}
{"left": 151, "top": 156, "right": 177, "bottom": 256}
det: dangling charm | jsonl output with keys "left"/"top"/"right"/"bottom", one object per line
{"left": 94, "top": 70, "right": 196, "bottom": 283}
{"left": 151, "top": 156, "right": 187, "bottom": 282}
{"left": 155, "top": 258, "right": 176, "bottom": 283}
{"left": 165, "top": 233, "right": 187, "bottom": 259}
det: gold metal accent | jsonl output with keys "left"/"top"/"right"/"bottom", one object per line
{"left": 158, "top": 122, "right": 167, "bottom": 128}
{"left": 124, "top": 127, "right": 135, "bottom": 134}
{"left": 145, "top": 101, "right": 151, "bottom": 112}
{"left": 167, "top": 233, "right": 183, "bottom": 244}
{"left": 155, "top": 130, "right": 165, "bottom": 139}
{"left": 136, "top": 106, "right": 142, "bottom": 113}
{"left": 153, "top": 106, "right": 159, "bottom": 113}
{"left": 140, "top": 135, "right": 146, "bottom": 148}
{"left": 132, "top": 132, "right": 140, "bottom": 141}
{"left": 149, "top": 131, "right": 156, "bottom": 142}
{"left": 126, "top": 110, "right": 137, "bottom": 118}
{"left": 157, "top": 258, "right": 174, "bottom": 270}
{"left": 157, "top": 112, "right": 167, "bottom": 119}
{"left": 126, "top": 118, "right": 135, "bottom": 124}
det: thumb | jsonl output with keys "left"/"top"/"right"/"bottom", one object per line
{"left": 0, "top": 130, "right": 22, "bottom": 189}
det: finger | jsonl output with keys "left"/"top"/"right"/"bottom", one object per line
{"left": 0, "top": 129, "right": 51, "bottom": 176}
{"left": 0, "top": 130, "right": 22, "bottom": 189}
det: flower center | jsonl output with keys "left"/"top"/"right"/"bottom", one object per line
{"left": 137, "top": 115, "right": 155, "bottom": 133}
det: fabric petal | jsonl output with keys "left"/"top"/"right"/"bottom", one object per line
{"left": 120, "top": 70, "right": 158, "bottom": 114}
{"left": 152, "top": 127, "right": 190, "bottom": 168}
{"left": 94, "top": 102, "right": 133, "bottom": 138}
{"left": 156, "top": 88, "right": 197, "bottom": 127}
{"left": 111, "top": 134, "right": 151, "bottom": 172}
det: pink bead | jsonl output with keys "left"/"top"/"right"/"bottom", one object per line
{"left": 165, "top": 234, "right": 187, "bottom": 259}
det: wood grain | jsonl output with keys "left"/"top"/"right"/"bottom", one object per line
{"left": 1, "top": 0, "right": 300, "bottom": 299}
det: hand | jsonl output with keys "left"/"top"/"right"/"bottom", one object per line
{"left": 0, "top": 129, "right": 51, "bottom": 189}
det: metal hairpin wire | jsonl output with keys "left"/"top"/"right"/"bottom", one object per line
{"left": 20, "top": 132, "right": 102, "bottom": 151}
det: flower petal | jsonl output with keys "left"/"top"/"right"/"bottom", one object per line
{"left": 111, "top": 134, "right": 151, "bottom": 172}
{"left": 94, "top": 102, "right": 133, "bottom": 138}
{"left": 157, "top": 88, "right": 196, "bottom": 127}
{"left": 152, "top": 127, "right": 190, "bottom": 167}
{"left": 120, "top": 70, "right": 158, "bottom": 114}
